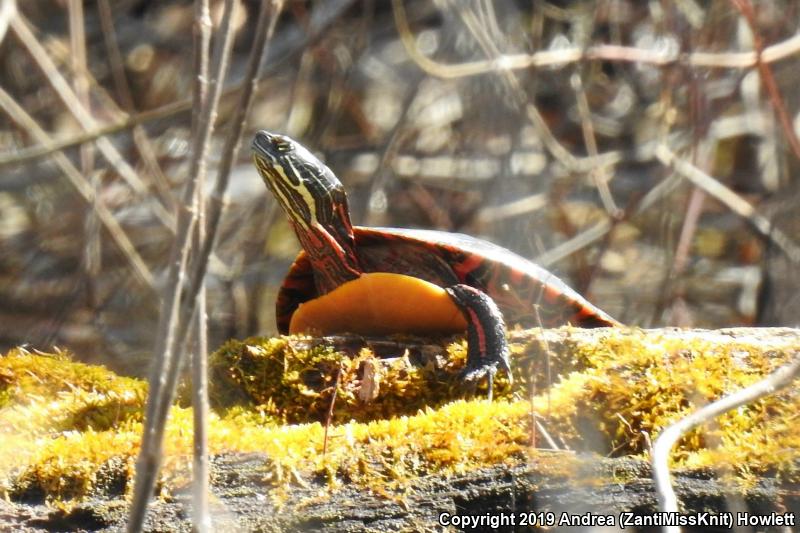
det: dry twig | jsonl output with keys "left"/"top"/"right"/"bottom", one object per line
{"left": 571, "top": 72, "right": 620, "bottom": 217}
{"left": 10, "top": 13, "right": 175, "bottom": 230}
{"left": 0, "top": 1, "right": 357, "bottom": 171}
{"left": 732, "top": 0, "right": 800, "bottom": 161}
{"left": 0, "top": 86, "right": 155, "bottom": 288}
{"left": 655, "top": 144, "right": 800, "bottom": 262}
{"left": 187, "top": 0, "right": 216, "bottom": 529}
{"left": 652, "top": 351, "right": 800, "bottom": 528}
{"left": 96, "top": 0, "right": 175, "bottom": 212}
{"left": 0, "top": 0, "right": 15, "bottom": 44}
{"left": 390, "top": 1, "right": 800, "bottom": 80}
{"left": 127, "top": 0, "right": 238, "bottom": 530}
{"left": 127, "top": 1, "right": 281, "bottom": 530}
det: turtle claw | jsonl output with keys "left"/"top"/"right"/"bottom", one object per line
{"left": 462, "top": 366, "right": 497, "bottom": 401}
{"left": 446, "top": 284, "right": 512, "bottom": 400}
{"left": 461, "top": 360, "right": 510, "bottom": 383}
{"left": 462, "top": 359, "right": 512, "bottom": 401}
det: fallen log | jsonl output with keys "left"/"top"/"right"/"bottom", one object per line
{"left": 1, "top": 327, "right": 798, "bottom": 531}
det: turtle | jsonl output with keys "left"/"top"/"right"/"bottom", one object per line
{"left": 252, "top": 130, "right": 619, "bottom": 395}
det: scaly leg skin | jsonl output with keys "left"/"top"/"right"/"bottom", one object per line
{"left": 444, "top": 284, "right": 512, "bottom": 400}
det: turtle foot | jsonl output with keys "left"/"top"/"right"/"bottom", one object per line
{"left": 446, "top": 284, "right": 513, "bottom": 400}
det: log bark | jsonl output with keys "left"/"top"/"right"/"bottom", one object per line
{"left": 5, "top": 454, "right": 799, "bottom": 532}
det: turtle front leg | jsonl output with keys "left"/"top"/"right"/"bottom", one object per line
{"left": 444, "top": 284, "right": 512, "bottom": 400}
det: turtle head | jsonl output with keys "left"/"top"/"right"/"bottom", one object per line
{"left": 252, "top": 130, "right": 361, "bottom": 293}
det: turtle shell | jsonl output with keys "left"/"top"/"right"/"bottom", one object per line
{"left": 275, "top": 226, "right": 619, "bottom": 335}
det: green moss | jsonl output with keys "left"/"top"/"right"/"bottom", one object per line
{"left": 207, "top": 336, "right": 512, "bottom": 424}
{"left": 0, "top": 348, "right": 146, "bottom": 503}
{"left": 0, "top": 342, "right": 521, "bottom": 506}
{"left": 0, "top": 347, "right": 145, "bottom": 434}
{"left": 528, "top": 329, "right": 800, "bottom": 480}
{"left": 2, "top": 328, "right": 799, "bottom": 507}
{"left": 0, "top": 347, "right": 143, "bottom": 400}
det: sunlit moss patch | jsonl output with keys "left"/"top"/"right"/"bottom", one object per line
{"left": 2, "top": 328, "right": 799, "bottom": 507}
{"left": 527, "top": 329, "right": 800, "bottom": 481}
{"left": 0, "top": 344, "right": 525, "bottom": 506}
{"left": 0, "top": 348, "right": 146, "bottom": 504}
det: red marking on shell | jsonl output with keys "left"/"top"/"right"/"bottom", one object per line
{"left": 575, "top": 305, "right": 600, "bottom": 324}
{"left": 508, "top": 267, "right": 525, "bottom": 285}
{"left": 543, "top": 286, "right": 561, "bottom": 304}
{"left": 453, "top": 253, "right": 484, "bottom": 281}
{"left": 282, "top": 275, "right": 309, "bottom": 289}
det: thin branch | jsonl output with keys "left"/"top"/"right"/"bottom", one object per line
{"left": 532, "top": 417, "right": 560, "bottom": 451}
{"left": 68, "top": 0, "right": 91, "bottom": 173}
{"left": 652, "top": 351, "right": 800, "bottom": 526}
{"left": 571, "top": 72, "right": 620, "bottom": 216}
{"left": 191, "top": 196, "right": 211, "bottom": 532}
{"left": 0, "top": 0, "right": 16, "bottom": 47}
{"left": 477, "top": 193, "right": 548, "bottom": 224}
{"left": 391, "top": 2, "right": 800, "bottom": 80}
{"left": 95, "top": 0, "right": 134, "bottom": 109}
{"left": 190, "top": 0, "right": 285, "bottom": 314}
{"left": 732, "top": 0, "right": 800, "bottom": 161}
{"left": 456, "top": 0, "right": 580, "bottom": 169}
{"left": 187, "top": 0, "right": 215, "bottom": 528}
{"left": 96, "top": 0, "right": 175, "bottom": 212}
{"left": 0, "top": 0, "right": 362, "bottom": 170}
{"left": 0, "top": 86, "right": 155, "bottom": 289}
{"left": 411, "top": 0, "right": 580, "bottom": 171}
{"left": 671, "top": 188, "right": 706, "bottom": 276}
{"left": 9, "top": 12, "right": 175, "bottom": 230}
{"left": 0, "top": 98, "right": 192, "bottom": 169}
{"left": 655, "top": 143, "right": 800, "bottom": 262}
{"left": 323, "top": 366, "right": 343, "bottom": 457}
{"left": 191, "top": 286, "right": 210, "bottom": 532}
{"left": 536, "top": 219, "right": 612, "bottom": 268}
{"left": 126, "top": 0, "right": 241, "bottom": 530}
{"left": 68, "top": 0, "right": 101, "bottom": 308}
{"left": 363, "top": 87, "right": 419, "bottom": 227}
{"left": 534, "top": 173, "right": 683, "bottom": 267}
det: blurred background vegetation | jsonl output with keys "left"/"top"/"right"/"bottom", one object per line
{"left": 1, "top": 0, "right": 799, "bottom": 376}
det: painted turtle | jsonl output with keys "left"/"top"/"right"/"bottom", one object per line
{"left": 252, "top": 131, "right": 619, "bottom": 394}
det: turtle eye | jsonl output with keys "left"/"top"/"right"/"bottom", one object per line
{"left": 252, "top": 131, "right": 295, "bottom": 160}
{"left": 272, "top": 135, "right": 294, "bottom": 154}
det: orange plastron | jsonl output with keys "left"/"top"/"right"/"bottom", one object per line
{"left": 289, "top": 272, "right": 467, "bottom": 336}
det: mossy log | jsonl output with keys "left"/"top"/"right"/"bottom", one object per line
{"left": 1, "top": 327, "right": 799, "bottom": 532}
